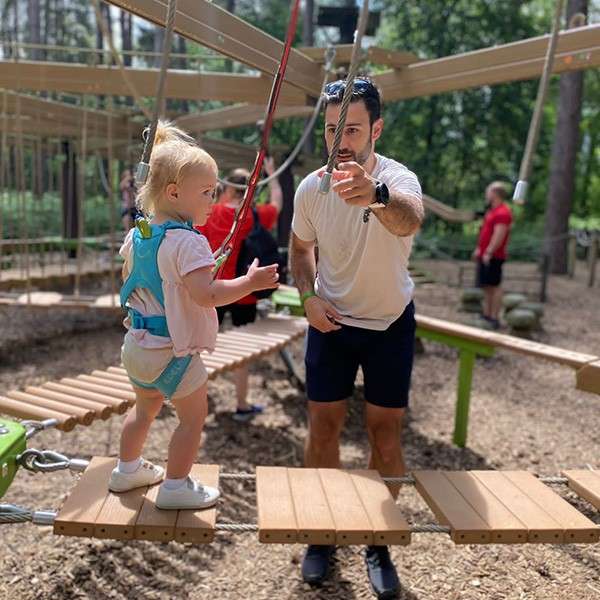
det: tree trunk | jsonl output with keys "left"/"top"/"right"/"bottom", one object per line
{"left": 120, "top": 9, "right": 133, "bottom": 67}
{"left": 27, "top": 0, "right": 42, "bottom": 60}
{"left": 224, "top": 0, "right": 236, "bottom": 72}
{"left": 544, "top": 0, "right": 588, "bottom": 274}
{"left": 177, "top": 36, "right": 189, "bottom": 113}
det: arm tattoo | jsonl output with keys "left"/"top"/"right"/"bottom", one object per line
{"left": 372, "top": 191, "right": 424, "bottom": 236}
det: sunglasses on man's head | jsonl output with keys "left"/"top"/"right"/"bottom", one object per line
{"left": 324, "top": 78, "right": 379, "bottom": 98}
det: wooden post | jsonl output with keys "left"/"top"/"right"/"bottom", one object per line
{"left": 61, "top": 140, "right": 78, "bottom": 258}
{"left": 588, "top": 232, "right": 598, "bottom": 288}
{"left": 540, "top": 253, "right": 550, "bottom": 302}
{"left": 567, "top": 233, "right": 577, "bottom": 278}
{"left": 453, "top": 349, "right": 476, "bottom": 448}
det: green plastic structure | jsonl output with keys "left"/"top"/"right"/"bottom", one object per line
{"left": 0, "top": 420, "right": 26, "bottom": 499}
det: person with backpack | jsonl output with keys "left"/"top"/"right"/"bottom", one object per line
{"left": 197, "top": 157, "right": 283, "bottom": 421}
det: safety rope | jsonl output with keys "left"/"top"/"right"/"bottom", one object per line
{"left": 212, "top": 0, "right": 302, "bottom": 277}
{"left": 318, "top": 0, "right": 370, "bottom": 195}
{"left": 91, "top": 0, "right": 152, "bottom": 121}
{"left": 0, "top": 504, "right": 454, "bottom": 534}
{"left": 513, "top": 0, "right": 565, "bottom": 204}
{"left": 136, "top": 0, "right": 179, "bottom": 186}
{"left": 216, "top": 46, "right": 337, "bottom": 191}
{"left": 20, "top": 419, "right": 58, "bottom": 440}
{"left": 11, "top": 443, "right": 589, "bottom": 486}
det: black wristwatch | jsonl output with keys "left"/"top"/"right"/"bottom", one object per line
{"left": 368, "top": 182, "right": 390, "bottom": 209}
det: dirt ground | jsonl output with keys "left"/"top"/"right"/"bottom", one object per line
{"left": 0, "top": 261, "right": 599, "bottom": 600}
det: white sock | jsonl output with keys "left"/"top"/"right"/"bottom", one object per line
{"left": 118, "top": 457, "right": 141, "bottom": 474}
{"left": 162, "top": 477, "right": 186, "bottom": 490}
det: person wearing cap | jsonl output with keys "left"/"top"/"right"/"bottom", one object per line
{"left": 290, "top": 77, "right": 424, "bottom": 598}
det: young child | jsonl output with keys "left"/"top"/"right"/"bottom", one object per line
{"left": 109, "top": 121, "right": 279, "bottom": 509}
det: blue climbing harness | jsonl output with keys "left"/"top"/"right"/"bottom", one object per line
{"left": 120, "top": 220, "right": 200, "bottom": 399}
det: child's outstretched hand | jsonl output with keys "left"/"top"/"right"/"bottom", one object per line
{"left": 246, "top": 258, "right": 279, "bottom": 291}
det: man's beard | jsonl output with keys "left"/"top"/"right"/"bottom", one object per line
{"left": 334, "top": 139, "right": 372, "bottom": 168}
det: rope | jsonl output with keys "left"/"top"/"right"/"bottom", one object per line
{"left": 212, "top": 0, "right": 302, "bottom": 277}
{"left": 513, "top": 0, "right": 565, "bottom": 204}
{"left": 74, "top": 107, "right": 88, "bottom": 298}
{"left": 216, "top": 46, "right": 337, "bottom": 191}
{"left": 21, "top": 419, "right": 59, "bottom": 440}
{"left": 136, "top": 0, "right": 179, "bottom": 186}
{"left": 410, "top": 524, "right": 451, "bottom": 534}
{"left": 91, "top": 0, "right": 152, "bottom": 121}
{"left": 107, "top": 103, "right": 117, "bottom": 304}
{"left": 0, "top": 504, "right": 453, "bottom": 537}
{"left": 318, "top": 0, "right": 370, "bottom": 195}
{"left": 215, "top": 523, "right": 259, "bottom": 532}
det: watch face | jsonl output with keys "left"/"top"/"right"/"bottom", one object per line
{"left": 377, "top": 182, "right": 390, "bottom": 205}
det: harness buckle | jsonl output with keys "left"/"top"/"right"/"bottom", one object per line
{"left": 129, "top": 311, "right": 145, "bottom": 330}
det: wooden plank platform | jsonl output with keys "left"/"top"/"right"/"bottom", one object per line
{"left": 0, "top": 316, "right": 307, "bottom": 430}
{"left": 414, "top": 470, "right": 599, "bottom": 544}
{"left": 54, "top": 457, "right": 220, "bottom": 543}
{"left": 562, "top": 470, "right": 600, "bottom": 511}
{"left": 256, "top": 467, "right": 410, "bottom": 546}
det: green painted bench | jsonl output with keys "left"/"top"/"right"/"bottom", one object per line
{"left": 273, "top": 287, "right": 600, "bottom": 448}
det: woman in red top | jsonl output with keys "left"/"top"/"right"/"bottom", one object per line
{"left": 198, "top": 157, "right": 282, "bottom": 421}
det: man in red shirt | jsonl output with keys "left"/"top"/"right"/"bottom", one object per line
{"left": 198, "top": 157, "right": 282, "bottom": 421}
{"left": 472, "top": 181, "right": 513, "bottom": 329}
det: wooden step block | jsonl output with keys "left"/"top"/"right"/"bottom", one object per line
{"left": 256, "top": 467, "right": 410, "bottom": 546}
{"left": 54, "top": 457, "right": 219, "bottom": 544}
{"left": 174, "top": 464, "right": 220, "bottom": 543}
{"left": 415, "top": 470, "right": 599, "bottom": 545}
{"left": 562, "top": 469, "right": 600, "bottom": 511}
{"left": 413, "top": 471, "right": 491, "bottom": 544}
{"left": 443, "top": 471, "right": 527, "bottom": 544}
{"left": 502, "top": 471, "right": 599, "bottom": 543}
{"left": 472, "top": 471, "right": 564, "bottom": 543}
{"left": 54, "top": 457, "right": 116, "bottom": 537}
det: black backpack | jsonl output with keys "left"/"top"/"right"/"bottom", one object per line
{"left": 235, "top": 207, "right": 281, "bottom": 299}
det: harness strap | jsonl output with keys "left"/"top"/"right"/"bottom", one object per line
{"left": 128, "top": 307, "right": 170, "bottom": 338}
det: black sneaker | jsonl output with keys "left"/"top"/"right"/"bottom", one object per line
{"left": 365, "top": 545, "right": 400, "bottom": 599}
{"left": 301, "top": 545, "right": 335, "bottom": 585}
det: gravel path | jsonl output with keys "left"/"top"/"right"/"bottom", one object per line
{"left": 1, "top": 265, "right": 598, "bottom": 600}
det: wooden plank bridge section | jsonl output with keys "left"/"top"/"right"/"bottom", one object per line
{"left": 0, "top": 316, "right": 305, "bottom": 431}
{"left": 54, "top": 457, "right": 220, "bottom": 543}
{"left": 52, "top": 462, "right": 599, "bottom": 546}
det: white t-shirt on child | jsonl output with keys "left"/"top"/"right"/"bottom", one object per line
{"left": 292, "top": 154, "right": 422, "bottom": 331}
{"left": 119, "top": 228, "right": 218, "bottom": 356}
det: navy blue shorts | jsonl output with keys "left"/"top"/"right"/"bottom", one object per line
{"left": 476, "top": 258, "right": 504, "bottom": 287}
{"left": 305, "top": 302, "right": 416, "bottom": 408}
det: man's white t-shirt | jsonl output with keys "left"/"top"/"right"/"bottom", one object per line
{"left": 292, "top": 154, "right": 422, "bottom": 331}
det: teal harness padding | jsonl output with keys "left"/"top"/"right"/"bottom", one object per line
{"left": 120, "top": 220, "right": 200, "bottom": 399}
{"left": 129, "top": 354, "right": 193, "bottom": 400}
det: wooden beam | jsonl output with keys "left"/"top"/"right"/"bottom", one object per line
{"left": 300, "top": 45, "right": 419, "bottom": 68}
{"left": 105, "top": 0, "right": 322, "bottom": 95}
{"left": 0, "top": 60, "right": 307, "bottom": 105}
{"left": 176, "top": 103, "right": 314, "bottom": 132}
{"left": 1, "top": 91, "right": 130, "bottom": 138}
{"left": 375, "top": 25, "right": 600, "bottom": 100}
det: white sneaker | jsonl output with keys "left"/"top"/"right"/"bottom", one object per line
{"left": 155, "top": 476, "right": 220, "bottom": 510}
{"left": 108, "top": 459, "right": 164, "bottom": 492}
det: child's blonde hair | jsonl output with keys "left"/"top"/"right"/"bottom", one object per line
{"left": 136, "top": 121, "right": 217, "bottom": 216}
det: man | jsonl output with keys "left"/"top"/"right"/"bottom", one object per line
{"left": 198, "top": 157, "right": 282, "bottom": 421}
{"left": 290, "top": 77, "right": 424, "bottom": 599}
{"left": 472, "top": 181, "right": 513, "bottom": 329}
